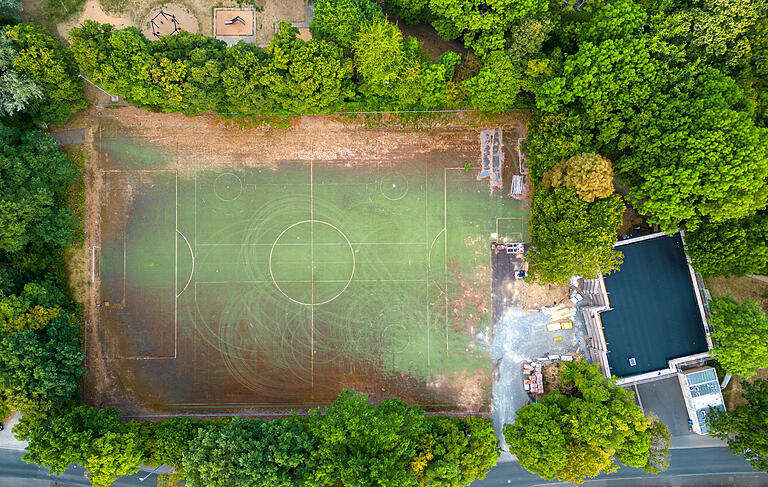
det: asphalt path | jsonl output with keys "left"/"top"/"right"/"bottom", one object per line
{"left": 0, "top": 449, "right": 158, "bottom": 486}
{"left": 472, "top": 447, "right": 768, "bottom": 487}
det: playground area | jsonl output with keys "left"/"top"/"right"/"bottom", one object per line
{"left": 84, "top": 108, "right": 527, "bottom": 415}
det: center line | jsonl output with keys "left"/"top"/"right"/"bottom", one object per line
{"left": 310, "top": 141, "right": 315, "bottom": 394}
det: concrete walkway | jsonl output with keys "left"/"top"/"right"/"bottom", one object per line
{"left": 0, "top": 413, "right": 27, "bottom": 451}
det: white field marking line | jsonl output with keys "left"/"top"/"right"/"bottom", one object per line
{"left": 176, "top": 230, "right": 195, "bottom": 298}
{"left": 149, "top": 136, "right": 171, "bottom": 143}
{"left": 495, "top": 217, "right": 523, "bottom": 237}
{"left": 101, "top": 169, "right": 177, "bottom": 173}
{"left": 122, "top": 220, "right": 127, "bottom": 306}
{"left": 424, "top": 163, "right": 430, "bottom": 370}
{"left": 174, "top": 171, "right": 178, "bottom": 359}
{"left": 526, "top": 471, "right": 765, "bottom": 487}
{"left": 196, "top": 242, "right": 424, "bottom": 246}
{"left": 310, "top": 146, "right": 314, "bottom": 391}
{"left": 198, "top": 279, "right": 424, "bottom": 284}
{"left": 427, "top": 229, "right": 445, "bottom": 266}
{"left": 443, "top": 168, "right": 449, "bottom": 353}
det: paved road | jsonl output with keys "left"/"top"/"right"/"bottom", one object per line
{"left": 472, "top": 447, "right": 768, "bottom": 487}
{"left": 0, "top": 449, "right": 158, "bottom": 486}
{"left": 2, "top": 445, "right": 766, "bottom": 487}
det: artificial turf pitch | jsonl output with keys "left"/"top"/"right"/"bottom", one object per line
{"left": 97, "top": 140, "right": 526, "bottom": 411}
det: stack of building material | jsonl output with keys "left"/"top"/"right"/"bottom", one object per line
{"left": 523, "top": 361, "right": 545, "bottom": 394}
{"left": 510, "top": 175, "right": 525, "bottom": 196}
{"left": 478, "top": 129, "right": 504, "bottom": 188}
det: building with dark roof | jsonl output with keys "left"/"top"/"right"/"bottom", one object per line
{"left": 581, "top": 233, "right": 712, "bottom": 385}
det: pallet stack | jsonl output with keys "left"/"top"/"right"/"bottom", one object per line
{"left": 523, "top": 361, "right": 544, "bottom": 395}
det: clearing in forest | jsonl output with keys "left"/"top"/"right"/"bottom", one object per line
{"left": 86, "top": 108, "right": 527, "bottom": 415}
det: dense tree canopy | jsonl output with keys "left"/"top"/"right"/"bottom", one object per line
{"left": 527, "top": 186, "right": 623, "bottom": 284}
{"left": 504, "top": 361, "right": 670, "bottom": 484}
{"left": 0, "top": 32, "right": 42, "bottom": 117}
{"left": 413, "top": 416, "right": 499, "bottom": 487}
{"left": 0, "top": 124, "right": 76, "bottom": 255}
{"left": 16, "top": 407, "right": 147, "bottom": 487}
{"left": 462, "top": 50, "right": 520, "bottom": 112}
{"left": 685, "top": 212, "right": 768, "bottom": 277}
{"left": 707, "top": 379, "right": 768, "bottom": 472}
{"left": 183, "top": 417, "right": 314, "bottom": 487}
{"left": 5, "top": 24, "right": 85, "bottom": 125}
{"left": 709, "top": 297, "right": 768, "bottom": 378}
{"left": 305, "top": 390, "right": 428, "bottom": 487}
{"left": 540, "top": 152, "right": 614, "bottom": 203}
{"left": 310, "top": 0, "right": 383, "bottom": 50}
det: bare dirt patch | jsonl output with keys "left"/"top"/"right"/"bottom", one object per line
{"left": 57, "top": 0, "right": 134, "bottom": 38}
{"left": 523, "top": 281, "right": 570, "bottom": 310}
{"left": 141, "top": 3, "right": 199, "bottom": 38}
{"left": 705, "top": 275, "right": 768, "bottom": 313}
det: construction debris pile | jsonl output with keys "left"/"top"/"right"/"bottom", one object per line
{"left": 523, "top": 354, "right": 580, "bottom": 398}
{"left": 544, "top": 304, "right": 575, "bottom": 332}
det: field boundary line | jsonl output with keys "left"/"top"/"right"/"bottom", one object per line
{"left": 443, "top": 168, "right": 449, "bottom": 354}
{"left": 425, "top": 163, "right": 430, "bottom": 370}
{"left": 198, "top": 278, "right": 424, "bottom": 284}
{"left": 310, "top": 141, "right": 314, "bottom": 393}
{"left": 197, "top": 242, "right": 424, "bottom": 247}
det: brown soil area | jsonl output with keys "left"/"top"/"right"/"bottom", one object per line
{"left": 542, "top": 361, "right": 565, "bottom": 394}
{"left": 705, "top": 275, "right": 768, "bottom": 313}
{"left": 141, "top": 3, "right": 199, "bottom": 39}
{"left": 524, "top": 281, "right": 570, "bottom": 310}
{"left": 57, "top": 0, "right": 134, "bottom": 38}
{"left": 618, "top": 199, "right": 651, "bottom": 237}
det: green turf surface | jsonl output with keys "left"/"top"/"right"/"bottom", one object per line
{"left": 99, "top": 142, "right": 527, "bottom": 409}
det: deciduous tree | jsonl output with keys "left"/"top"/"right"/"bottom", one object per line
{"left": 305, "top": 389, "right": 427, "bottom": 487}
{"left": 540, "top": 152, "right": 614, "bottom": 202}
{"left": 0, "top": 310, "right": 83, "bottom": 410}
{"left": 427, "top": 0, "right": 549, "bottom": 57}
{"left": 462, "top": 51, "right": 520, "bottom": 112}
{"left": 5, "top": 24, "right": 85, "bottom": 125}
{"left": 527, "top": 186, "right": 623, "bottom": 284}
{"left": 685, "top": 212, "right": 768, "bottom": 277}
{"left": 709, "top": 297, "right": 768, "bottom": 378}
{"left": 0, "top": 32, "right": 41, "bottom": 117}
{"left": 412, "top": 416, "right": 499, "bottom": 487}
{"left": 0, "top": 124, "right": 76, "bottom": 255}
{"left": 504, "top": 361, "right": 669, "bottom": 484}
{"left": 310, "top": 0, "right": 383, "bottom": 50}
{"left": 183, "top": 417, "right": 314, "bottom": 487}
{"left": 707, "top": 379, "right": 768, "bottom": 471}
{"left": 16, "top": 406, "right": 147, "bottom": 487}
{"left": 264, "top": 22, "right": 354, "bottom": 113}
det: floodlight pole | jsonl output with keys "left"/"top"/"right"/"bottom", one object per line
{"left": 139, "top": 465, "right": 162, "bottom": 482}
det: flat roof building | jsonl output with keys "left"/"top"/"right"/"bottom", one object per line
{"left": 582, "top": 233, "right": 712, "bottom": 384}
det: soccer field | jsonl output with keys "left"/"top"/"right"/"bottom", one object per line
{"left": 94, "top": 121, "right": 527, "bottom": 413}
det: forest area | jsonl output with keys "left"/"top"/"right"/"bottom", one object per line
{"left": 1, "top": 0, "right": 768, "bottom": 484}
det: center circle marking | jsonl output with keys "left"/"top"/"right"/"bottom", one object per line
{"left": 379, "top": 172, "right": 408, "bottom": 201}
{"left": 269, "top": 220, "right": 355, "bottom": 306}
{"left": 214, "top": 173, "right": 243, "bottom": 202}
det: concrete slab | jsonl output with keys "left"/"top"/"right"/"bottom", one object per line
{"left": 491, "top": 308, "right": 588, "bottom": 450}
